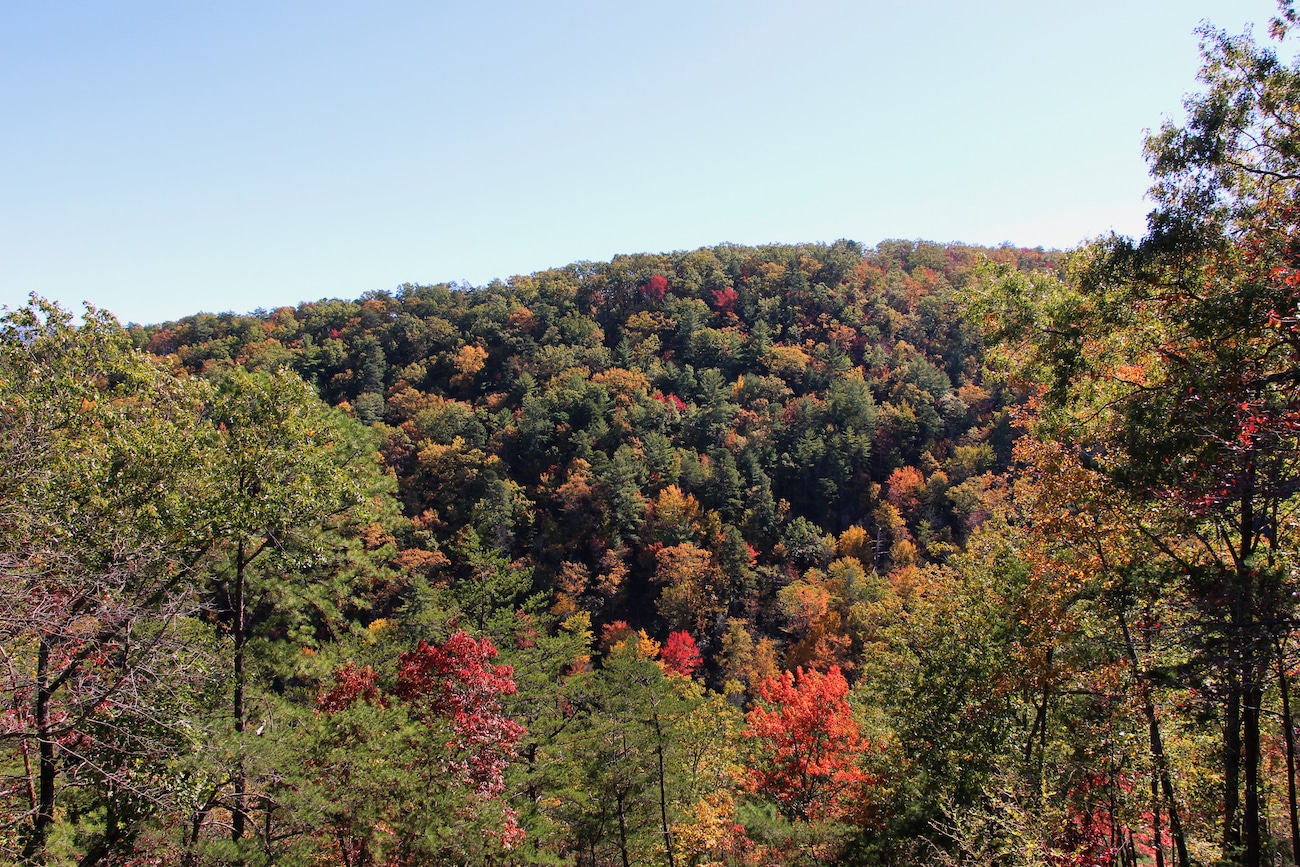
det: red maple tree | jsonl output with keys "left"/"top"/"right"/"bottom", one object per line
{"left": 641, "top": 274, "right": 669, "bottom": 303}
{"left": 660, "top": 630, "right": 703, "bottom": 677}
{"left": 394, "top": 631, "right": 525, "bottom": 796}
{"left": 319, "top": 631, "right": 525, "bottom": 798}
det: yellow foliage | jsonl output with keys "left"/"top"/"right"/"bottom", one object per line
{"left": 778, "top": 579, "right": 833, "bottom": 633}
{"left": 453, "top": 344, "right": 488, "bottom": 377}
{"left": 651, "top": 485, "right": 701, "bottom": 529}
{"left": 890, "top": 538, "right": 918, "bottom": 568}
{"left": 549, "top": 593, "right": 580, "bottom": 619}
{"left": 872, "top": 501, "right": 909, "bottom": 545}
{"left": 764, "top": 344, "right": 812, "bottom": 379}
{"left": 653, "top": 543, "right": 722, "bottom": 633}
{"left": 613, "top": 629, "right": 661, "bottom": 660}
{"left": 719, "top": 618, "right": 756, "bottom": 687}
{"left": 838, "top": 525, "right": 872, "bottom": 561}
{"left": 672, "top": 791, "right": 736, "bottom": 865}
{"left": 752, "top": 637, "right": 781, "bottom": 684}
{"left": 592, "top": 367, "right": 651, "bottom": 408}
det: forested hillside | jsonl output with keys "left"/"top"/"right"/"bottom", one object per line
{"left": 134, "top": 238, "right": 1046, "bottom": 646}
{"left": 8, "top": 7, "right": 1300, "bottom": 867}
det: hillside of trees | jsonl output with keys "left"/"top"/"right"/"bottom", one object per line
{"left": 8, "top": 7, "right": 1300, "bottom": 867}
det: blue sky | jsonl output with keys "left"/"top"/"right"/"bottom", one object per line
{"left": 0, "top": 1, "right": 1278, "bottom": 324}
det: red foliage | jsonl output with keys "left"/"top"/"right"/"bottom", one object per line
{"left": 710, "top": 286, "right": 740, "bottom": 318}
{"left": 661, "top": 631, "right": 703, "bottom": 677}
{"left": 1042, "top": 769, "right": 1134, "bottom": 866}
{"left": 318, "top": 632, "right": 526, "bottom": 798}
{"left": 744, "top": 665, "right": 874, "bottom": 822}
{"left": 316, "top": 662, "right": 384, "bottom": 712}
{"left": 394, "top": 631, "right": 517, "bottom": 710}
{"left": 394, "top": 632, "right": 524, "bottom": 793}
{"left": 641, "top": 274, "right": 669, "bottom": 303}
{"left": 652, "top": 392, "right": 687, "bottom": 413}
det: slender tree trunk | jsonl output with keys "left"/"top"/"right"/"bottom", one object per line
{"left": 1227, "top": 676, "right": 1244, "bottom": 860}
{"left": 262, "top": 794, "right": 274, "bottom": 862}
{"left": 1118, "top": 611, "right": 1189, "bottom": 867}
{"left": 525, "top": 742, "right": 538, "bottom": 803}
{"left": 1022, "top": 649, "right": 1050, "bottom": 769}
{"left": 648, "top": 709, "right": 676, "bottom": 867}
{"left": 1278, "top": 647, "right": 1300, "bottom": 865}
{"left": 1153, "top": 771, "right": 1165, "bottom": 867}
{"left": 232, "top": 542, "right": 248, "bottom": 843}
{"left": 616, "top": 792, "right": 631, "bottom": 867}
{"left": 1244, "top": 682, "right": 1263, "bottom": 867}
{"left": 21, "top": 637, "right": 55, "bottom": 865}
{"left": 656, "top": 738, "right": 675, "bottom": 867}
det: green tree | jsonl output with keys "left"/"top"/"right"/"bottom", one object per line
{"left": 197, "top": 367, "right": 377, "bottom": 849}
{"left": 0, "top": 300, "right": 218, "bottom": 865}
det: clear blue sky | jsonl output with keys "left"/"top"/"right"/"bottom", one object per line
{"left": 0, "top": 1, "right": 1278, "bottom": 324}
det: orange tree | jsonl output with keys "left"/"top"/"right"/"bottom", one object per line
{"left": 743, "top": 665, "right": 873, "bottom": 825}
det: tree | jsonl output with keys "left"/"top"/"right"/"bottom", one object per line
{"left": 0, "top": 300, "right": 217, "bottom": 865}
{"left": 744, "top": 666, "right": 873, "bottom": 824}
{"left": 660, "top": 632, "right": 702, "bottom": 679}
{"left": 652, "top": 543, "right": 723, "bottom": 636}
{"left": 967, "top": 8, "right": 1300, "bottom": 863}
{"left": 556, "top": 635, "right": 740, "bottom": 867}
{"left": 291, "top": 630, "right": 526, "bottom": 866}
{"left": 193, "top": 366, "right": 377, "bottom": 850}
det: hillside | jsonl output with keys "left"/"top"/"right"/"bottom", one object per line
{"left": 132, "top": 239, "right": 1052, "bottom": 664}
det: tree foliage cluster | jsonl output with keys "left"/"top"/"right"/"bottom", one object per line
{"left": 133, "top": 237, "right": 1047, "bottom": 653}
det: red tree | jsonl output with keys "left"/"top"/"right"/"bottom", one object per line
{"left": 641, "top": 274, "right": 669, "bottom": 303}
{"left": 660, "top": 631, "right": 703, "bottom": 677}
{"left": 711, "top": 286, "right": 740, "bottom": 319}
{"left": 320, "top": 631, "right": 525, "bottom": 798}
{"left": 744, "top": 665, "right": 874, "bottom": 822}
{"left": 394, "top": 631, "right": 525, "bottom": 796}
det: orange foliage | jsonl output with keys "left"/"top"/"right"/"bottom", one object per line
{"left": 884, "top": 465, "right": 925, "bottom": 516}
{"left": 745, "top": 666, "right": 875, "bottom": 823}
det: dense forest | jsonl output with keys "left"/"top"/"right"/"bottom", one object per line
{"left": 8, "top": 7, "right": 1300, "bottom": 867}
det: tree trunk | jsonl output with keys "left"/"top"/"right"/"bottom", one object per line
{"left": 20, "top": 637, "right": 55, "bottom": 865}
{"left": 1244, "top": 682, "right": 1263, "bottom": 867}
{"left": 1278, "top": 648, "right": 1300, "bottom": 865}
{"left": 616, "top": 792, "right": 631, "bottom": 867}
{"left": 1226, "top": 676, "right": 1243, "bottom": 860}
{"left": 1152, "top": 772, "right": 1164, "bottom": 867}
{"left": 232, "top": 542, "right": 248, "bottom": 843}
{"left": 77, "top": 801, "right": 124, "bottom": 867}
{"left": 1118, "top": 611, "right": 1189, "bottom": 867}
{"left": 656, "top": 738, "right": 675, "bottom": 867}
